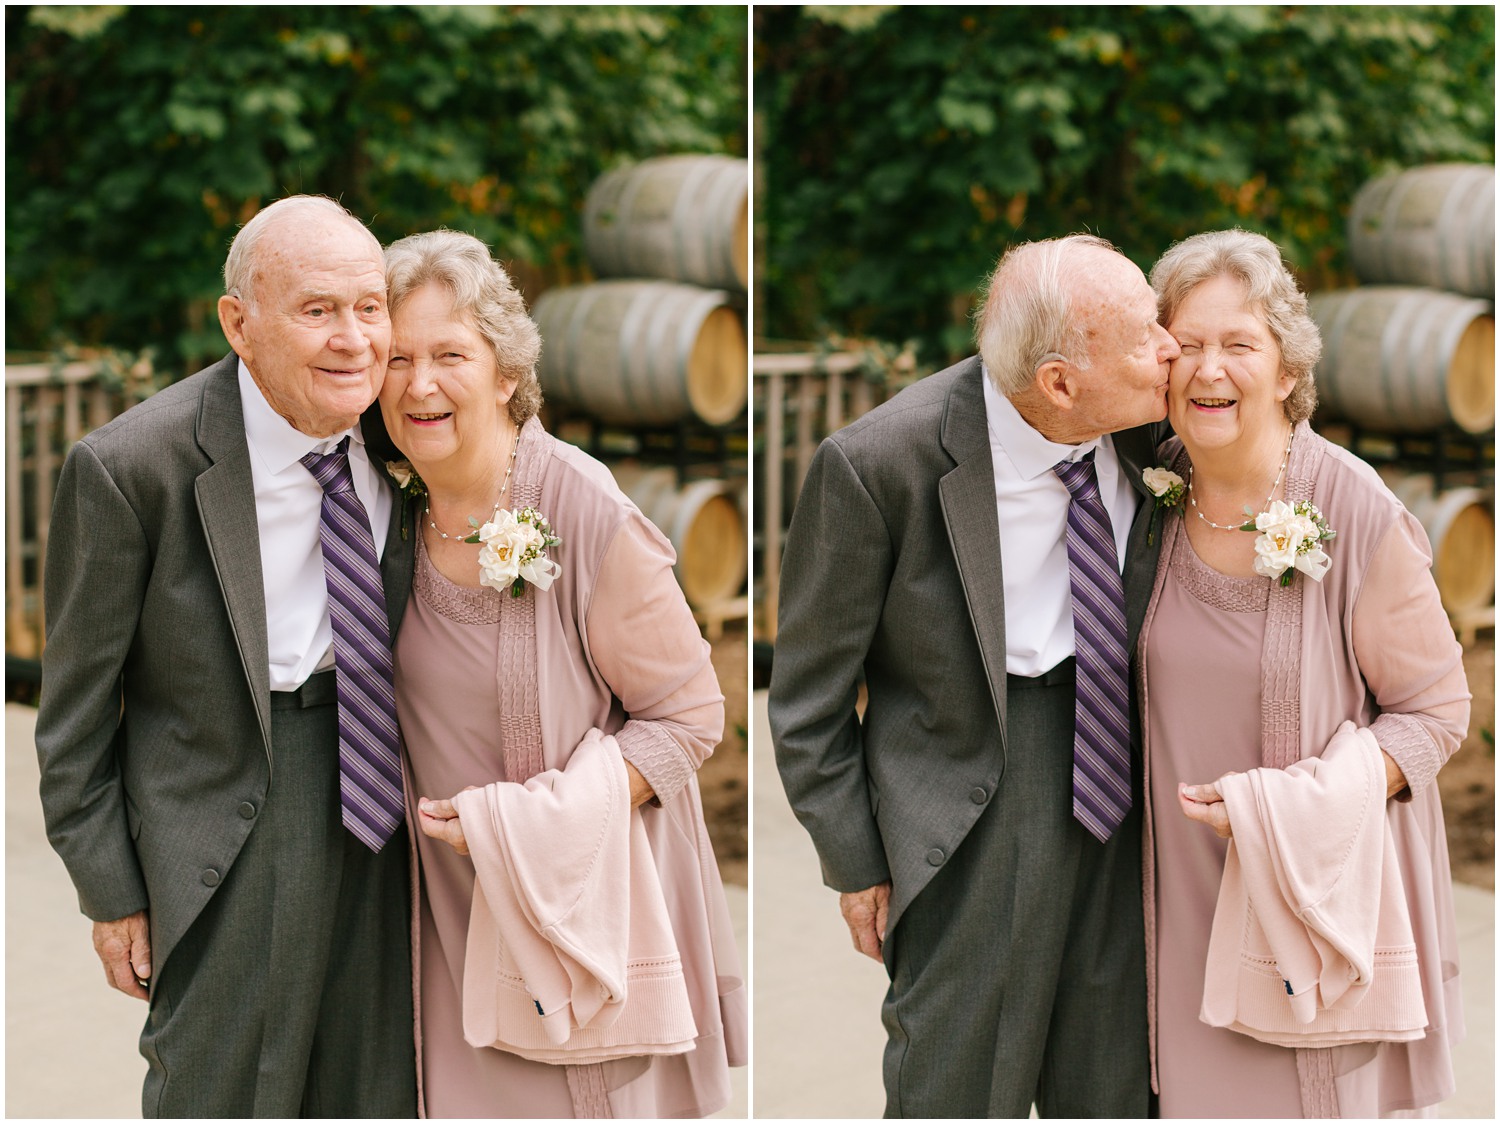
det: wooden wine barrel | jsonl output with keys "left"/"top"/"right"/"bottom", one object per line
{"left": 1308, "top": 287, "right": 1494, "bottom": 434}
{"left": 609, "top": 464, "right": 747, "bottom": 609}
{"left": 1383, "top": 472, "right": 1495, "bottom": 614}
{"left": 533, "top": 280, "right": 747, "bottom": 427}
{"left": 1349, "top": 164, "right": 1495, "bottom": 299}
{"left": 584, "top": 155, "right": 748, "bottom": 292}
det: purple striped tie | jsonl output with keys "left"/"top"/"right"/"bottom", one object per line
{"left": 301, "top": 438, "right": 404, "bottom": 852}
{"left": 1053, "top": 451, "right": 1132, "bottom": 842}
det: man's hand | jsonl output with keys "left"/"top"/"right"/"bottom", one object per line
{"left": 839, "top": 881, "right": 892, "bottom": 962}
{"left": 93, "top": 910, "right": 151, "bottom": 1000}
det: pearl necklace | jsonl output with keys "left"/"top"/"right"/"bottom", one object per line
{"left": 1188, "top": 426, "right": 1294, "bottom": 532}
{"left": 425, "top": 429, "right": 520, "bottom": 541}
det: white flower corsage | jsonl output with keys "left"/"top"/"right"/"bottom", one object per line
{"left": 1142, "top": 465, "right": 1186, "bottom": 546}
{"left": 463, "top": 506, "right": 562, "bottom": 598}
{"left": 1242, "top": 499, "right": 1336, "bottom": 587}
{"left": 384, "top": 459, "right": 427, "bottom": 540}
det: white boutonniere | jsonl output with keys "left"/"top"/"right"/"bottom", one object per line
{"left": 1142, "top": 465, "right": 1186, "bottom": 546}
{"left": 1243, "top": 499, "right": 1336, "bottom": 587}
{"left": 384, "top": 459, "right": 427, "bottom": 540}
{"left": 464, "top": 506, "right": 562, "bottom": 598}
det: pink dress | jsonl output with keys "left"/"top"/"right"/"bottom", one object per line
{"left": 1147, "top": 528, "right": 1326, "bottom": 1117}
{"left": 393, "top": 419, "right": 747, "bottom": 1118}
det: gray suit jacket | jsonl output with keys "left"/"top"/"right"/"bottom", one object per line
{"left": 35, "top": 353, "right": 414, "bottom": 981}
{"left": 768, "top": 356, "right": 1165, "bottom": 935}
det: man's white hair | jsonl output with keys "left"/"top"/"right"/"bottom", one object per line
{"left": 975, "top": 233, "right": 1117, "bottom": 396}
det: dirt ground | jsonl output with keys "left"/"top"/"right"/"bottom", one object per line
{"left": 1442, "top": 638, "right": 1495, "bottom": 890}
{"left": 702, "top": 624, "right": 749, "bottom": 887}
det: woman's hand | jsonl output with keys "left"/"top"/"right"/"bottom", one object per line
{"left": 1382, "top": 750, "right": 1408, "bottom": 799}
{"left": 418, "top": 765, "right": 654, "bottom": 857}
{"left": 625, "top": 760, "right": 656, "bottom": 809}
{"left": 1179, "top": 749, "right": 1406, "bottom": 840}
{"left": 1178, "top": 776, "right": 1238, "bottom": 839}
{"left": 418, "top": 787, "right": 479, "bottom": 856}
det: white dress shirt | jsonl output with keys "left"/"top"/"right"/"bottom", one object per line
{"left": 980, "top": 364, "right": 1140, "bottom": 677}
{"left": 237, "top": 360, "right": 393, "bottom": 691}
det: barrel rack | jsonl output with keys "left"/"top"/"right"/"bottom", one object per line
{"left": 1317, "top": 421, "right": 1495, "bottom": 492}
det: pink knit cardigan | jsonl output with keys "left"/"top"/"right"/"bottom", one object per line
{"left": 404, "top": 418, "right": 747, "bottom": 1118}
{"left": 1139, "top": 423, "right": 1470, "bottom": 1117}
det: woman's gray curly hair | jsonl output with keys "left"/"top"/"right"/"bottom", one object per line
{"left": 1150, "top": 229, "right": 1320, "bottom": 424}
{"left": 384, "top": 229, "right": 543, "bottom": 426}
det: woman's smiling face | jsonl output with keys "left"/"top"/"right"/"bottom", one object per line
{"left": 1165, "top": 273, "right": 1297, "bottom": 453}
{"left": 379, "top": 281, "right": 515, "bottom": 469}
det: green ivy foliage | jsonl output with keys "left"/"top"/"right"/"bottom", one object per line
{"left": 7, "top": 4, "right": 747, "bottom": 374}
{"left": 757, "top": 5, "right": 1494, "bottom": 363}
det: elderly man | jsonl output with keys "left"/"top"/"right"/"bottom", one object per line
{"left": 36, "top": 196, "right": 417, "bottom": 1117}
{"left": 770, "top": 234, "right": 1180, "bottom": 1117}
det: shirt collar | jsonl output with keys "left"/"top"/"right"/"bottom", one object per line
{"left": 981, "top": 360, "right": 1104, "bottom": 480}
{"left": 237, "top": 358, "right": 364, "bottom": 473}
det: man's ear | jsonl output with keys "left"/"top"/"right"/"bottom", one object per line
{"left": 218, "top": 295, "right": 248, "bottom": 357}
{"left": 1032, "top": 358, "right": 1078, "bottom": 412}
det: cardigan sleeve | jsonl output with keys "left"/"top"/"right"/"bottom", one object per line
{"left": 1350, "top": 509, "right": 1471, "bottom": 800}
{"left": 584, "top": 509, "right": 724, "bottom": 806}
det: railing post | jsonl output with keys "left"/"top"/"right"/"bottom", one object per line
{"left": 34, "top": 386, "right": 58, "bottom": 621}
{"left": 6, "top": 382, "right": 35, "bottom": 658}
{"left": 762, "top": 370, "right": 785, "bottom": 643}
{"left": 794, "top": 371, "right": 815, "bottom": 500}
{"left": 63, "top": 380, "right": 84, "bottom": 448}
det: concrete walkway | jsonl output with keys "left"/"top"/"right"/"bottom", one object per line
{"left": 752, "top": 689, "right": 1495, "bottom": 1119}
{"left": 6, "top": 703, "right": 747, "bottom": 1119}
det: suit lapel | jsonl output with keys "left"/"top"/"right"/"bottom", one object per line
{"left": 193, "top": 356, "right": 273, "bottom": 756}
{"left": 360, "top": 403, "right": 416, "bottom": 634}
{"left": 379, "top": 489, "right": 415, "bottom": 635}
{"left": 1113, "top": 424, "right": 1157, "bottom": 502}
{"left": 1113, "top": 422, "right": 1167, "bottom": 644}
{"left": 937, "top": 359, "right": 1008, "bottom": 742}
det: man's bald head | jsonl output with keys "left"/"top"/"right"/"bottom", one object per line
{"left": 223, "top": 195, "right": 382, "bottom": 311}
{"left": 976, "top": 234, "right": 1179, "bottom": 443}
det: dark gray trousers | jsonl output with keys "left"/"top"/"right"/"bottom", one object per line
{"left": 881, "top": 671, "right": 1149, "bottom": 1118}
{"left": 139, "top": 679, "right": 417, "bottom": 1118}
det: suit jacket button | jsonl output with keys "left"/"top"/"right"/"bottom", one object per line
{"left": 201, "top": 868, "right": 221, "bottom": 887}
{"left": 239, "top": 802, "right": 257, "bottom": 819}
{"left": 926, "top": 847, "right": 945, "bottom": 866}
{"left": 970, "top": 787, "right": 989, "bottom": 804}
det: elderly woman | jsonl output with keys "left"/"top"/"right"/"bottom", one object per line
{"left": 1139, "top": 229, "right": 1469, "bottom": 1118}
{"left": 375, "top": 229, "right": 746, "bottom": 1118}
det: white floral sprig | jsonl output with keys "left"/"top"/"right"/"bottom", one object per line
{"left": 1241, "top": 499, "right": 1336, "bottom": 587}
{"left": 384, "top": 459, "right": 427, "bottom": 540}
{"left": 1142, "top": 465, "right": 1186, "bottom": 546}
{"left": 464, "top": 506, "right": 562, "bottom": 598}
